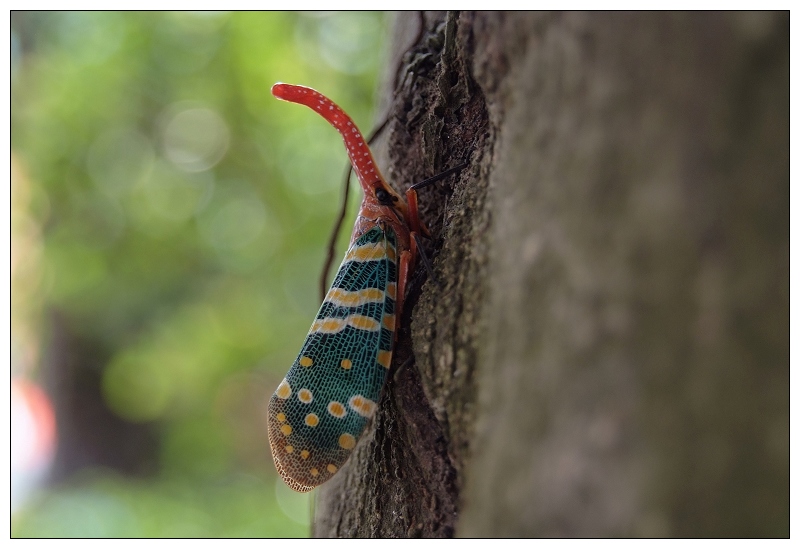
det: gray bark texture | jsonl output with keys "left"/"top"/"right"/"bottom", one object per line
{"left": 313, "top": 11, "right": 789, "bottom": 538}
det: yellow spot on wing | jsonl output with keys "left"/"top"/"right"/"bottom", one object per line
{"left": 299, "top": 356, "right": 313, "bottom": 367}
{"left": 280, "top": 424, "right": 292, "bottom": 436}
{"left": 386, "top": 282, "right": 397, "bottom": 300}
{"left": 310, "top": 467, "right": 319, "bottom": 477}
{"left": 276, "top": 413, "right": 286, "bottom": 422}
{"left": 327, "top": 464, "right": 338, "bottom": 474}
{"left": 347, "top": 315, "right": 380, "bottom": 331}
{"left": 345, "top": 242, "right": 385, "bottom": 262}
{"left": 326, "top": 288, "right": 349, "bottom": 306}
{"left": 305, "top": 413, "right": 319, "bottom": 427}
{"left": 326, "top": 287, "right": 385, "bottom": 307}
{"left": 327, "top": 401, "right": 346, "bottom": 418}
{"left": 377, "top": 350, "right": 392, "bottom": 369}
{"left": 361, "top": 287, "right": 386, "bottom": 301}
{"left": 300, "top": 450, "right": 310, "bottom": 459}
{"left": 276, "top": 380, "right": 291, "bottom": 399}
{"left": 340, "top": 359, "right": 352, "bottom": 370}
{"left": 339, "top": 433, "right": 356, "bottom": 450}
{"left": 285, "top": 445, "right": 294, "bottom": 454}
{"left": 311, "top": 314, "right": 380, "bottom": 334}
{"left": 382, "top": 314, "right": 395, "bottom": 331}
{"left": 348, "top": 394, "right": 377, "bottom": 417}
{"left": 298, "top": 389, "right": 313, "bottom": 403}
{"left": 310, "top": 318, "right": 346, "bottom": 334}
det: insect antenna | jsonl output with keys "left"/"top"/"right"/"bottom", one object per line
{"left": 408, "top": 158, "right": 471, "bottom": 193}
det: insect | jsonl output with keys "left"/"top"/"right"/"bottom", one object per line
{"left": 267, "top": 83, "right": 465, "bottom": 492}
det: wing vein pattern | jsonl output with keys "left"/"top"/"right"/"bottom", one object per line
{"left": 267, "top": 225, "right": 398, "bottom": 492}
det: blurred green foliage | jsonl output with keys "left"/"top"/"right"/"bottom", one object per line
{"left": 11, "top": 11, "right": 389, "bottom": 537}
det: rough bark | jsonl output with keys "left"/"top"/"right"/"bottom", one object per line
{"left": 313, "top": 12, "right": 490, "bottom": 538}
{"left": 314, "top": 12, "right": 788, "bottom": 538}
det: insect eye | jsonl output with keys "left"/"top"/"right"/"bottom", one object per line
{"left": 375, "top": 188, "right": 394, "bottom": 205}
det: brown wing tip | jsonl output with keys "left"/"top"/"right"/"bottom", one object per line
{"left": 268, "top": 427, "right": 318, "bottom": 492}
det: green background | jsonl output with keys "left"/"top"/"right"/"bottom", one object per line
{"left": 11, "top": 11, "right": 388, "bottom": 537}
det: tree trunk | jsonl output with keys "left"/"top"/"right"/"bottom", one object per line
{"left": 313, "top": 11, "right": 789, "bottom": 538}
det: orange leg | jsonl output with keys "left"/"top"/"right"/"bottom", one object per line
{"left": 405, "top": 160, "right": 469, "bottom": 239}
{"left": 398, "top": 161, "right": 470, "bottom": 332}
{"left": 405, "top": 188, "right": 430, "bottom": 239}
{"left": 396, "top": 242, "right": 416, "bottom": 328}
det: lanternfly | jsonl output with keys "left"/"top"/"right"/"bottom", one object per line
{"left": 267, "top": 83, "right": 466, "bottom": 492}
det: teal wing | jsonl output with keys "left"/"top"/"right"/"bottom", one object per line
{"left": 267, "top": 225, "right": 398, "bottom": 492}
